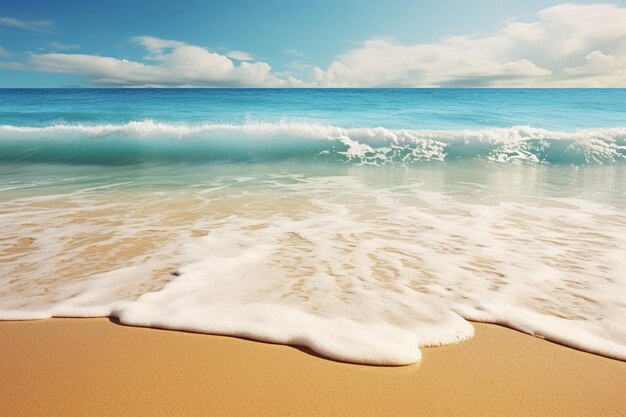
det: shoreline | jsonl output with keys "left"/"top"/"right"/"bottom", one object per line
{"left": 1, "top": 318, "right": 624, "bottom": 416}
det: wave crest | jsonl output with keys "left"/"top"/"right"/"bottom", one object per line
{"left": 1, "top": 120, "right": 625, "bottom": 165}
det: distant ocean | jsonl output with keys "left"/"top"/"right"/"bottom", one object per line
{"left": 1, "top": 89, "right": 624, "bottom": 364}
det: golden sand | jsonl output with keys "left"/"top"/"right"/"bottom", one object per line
{"left": 0, "top": 319, "right": 624, "bottom": 416}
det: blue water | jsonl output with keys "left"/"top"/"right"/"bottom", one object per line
{"left": 1, "top": 89, "right": 626, "bottom": 364}
{"left": 0, "top": 88, "right": 625, "bottom": 166}
{"left": 1, "top": 88, "right": 625, "bottom": 129}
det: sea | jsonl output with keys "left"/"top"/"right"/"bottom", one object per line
{"left": 0, "top": 88, "right": 624, "bottom": 365}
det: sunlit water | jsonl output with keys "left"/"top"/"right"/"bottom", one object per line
{"left": 1, "top": 89, "right": 625, "bottom": 364}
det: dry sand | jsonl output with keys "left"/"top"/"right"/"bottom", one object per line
{"left": 0, "top": 318, "right": 624, "bottom": 417}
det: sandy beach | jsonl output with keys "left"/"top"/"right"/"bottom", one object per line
{"left": 1, "top": 319, "right": 624, "bottom": 417}
{"left": 2, "top": 4, "right": 626, "bottom": 414}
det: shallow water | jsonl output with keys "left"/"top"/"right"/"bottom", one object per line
{"left": 1, "top": 89, "right": 625, "bottom": 364}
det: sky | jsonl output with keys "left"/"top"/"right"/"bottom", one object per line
{"left": 0, "top": 0, "right": 625, "bottom": 87}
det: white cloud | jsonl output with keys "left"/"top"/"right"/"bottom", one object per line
{"left": 286, "top": 60, "right": 312, "bottom": 71}
{"left": 132, "top": 36, "right": 185, "bottom": 54}
{"left": 312, "top": 3, "right": 626, "bottom": 87}
{"left": 286, "top": 48, "right": 305, "bottom": 58}
{"left": 226, "top": 50, "right": 253, "bottom": 61}
{"left": 560, "top": 51, "right": 626, "bottom": 87}
{"left": 279, "top": 60, "right": 314, "bottom": 80}
{"left": 48, "top": 42, "right": 80, "bottom": 51}
{"left": 0, "top": 46, "right": 10, "bottom": 57}
{"left": 3, "top": 3, "right": 626, "bottom": 87}
{"left": 20, "top": 36, "right": 294, "bottom": 87}
{"left": 0, "top": 17, "right": 52, "bottom": 32}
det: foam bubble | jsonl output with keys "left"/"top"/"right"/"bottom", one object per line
{"left": 1, "top": 121, "right": 625, "bottom": 165}
{"left": 0, "top": 167, "right": 624, "bottom": 365}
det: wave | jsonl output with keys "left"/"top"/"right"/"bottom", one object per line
{"left": 1, "top": 120, "right": 625, "bottom": 165}
{"left": 1, "top": 176, "right": 625, "bottom": 364}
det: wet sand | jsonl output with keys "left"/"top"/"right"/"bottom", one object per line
{"left": 1, "top": 319, "right": 624, "bottom": 416}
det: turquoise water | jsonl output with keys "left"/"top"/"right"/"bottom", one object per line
{"left": 0, "top": 89, "right": 625, "bottom": 166}
{"left": 2, "top": 88, "right": 625, "bottom": 129}
{"left": 1, "top": 89, "right": 625, "bottom": 365}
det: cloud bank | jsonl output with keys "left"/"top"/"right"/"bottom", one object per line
{"left": 313, "top": 3, "right": 626, "bottom": 87}
{"left": 0, "top": 17, "right": 52, "bottom": 32}
{"left": 226, "top": 50, "right": 254, "bottom": 61}
{"left": 20, "top": 36, "right": 301, "bottom": 87}
{"left": 47, "top": 42, "right": 80, "bottom": 51}
{"left": 2, "top": 3, "right": 626, "bottom": 87}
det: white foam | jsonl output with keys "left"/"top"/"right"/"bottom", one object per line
{"left": 0, "top": 169, "right": 625, "bottom": 365}
{"left": 1, "top": 121, "right": 625, "bottom": 164}
{"left": 2, "top": 120, "right": 626, "bottom": 143}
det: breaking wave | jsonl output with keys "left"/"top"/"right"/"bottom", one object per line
{"left": 1, "top": 120, "right": 625, "bottom": 165}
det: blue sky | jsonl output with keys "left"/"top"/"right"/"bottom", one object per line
{"left": 0, "top": 1, "right": 625, "bottom": 87}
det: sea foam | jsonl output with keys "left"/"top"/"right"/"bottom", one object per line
{"left": 1, "top": 121, "right": 625, "bottom": 165}
{"left": 1, "top": 169, "right": 624, "bottom": 365}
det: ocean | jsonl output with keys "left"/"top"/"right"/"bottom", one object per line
{"left": 0, "top": 88, "right": 624, "bottom": 365}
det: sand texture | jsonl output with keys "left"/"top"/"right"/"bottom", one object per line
{"left": 1, "top": 319, "right": 624, "bottom": 417}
